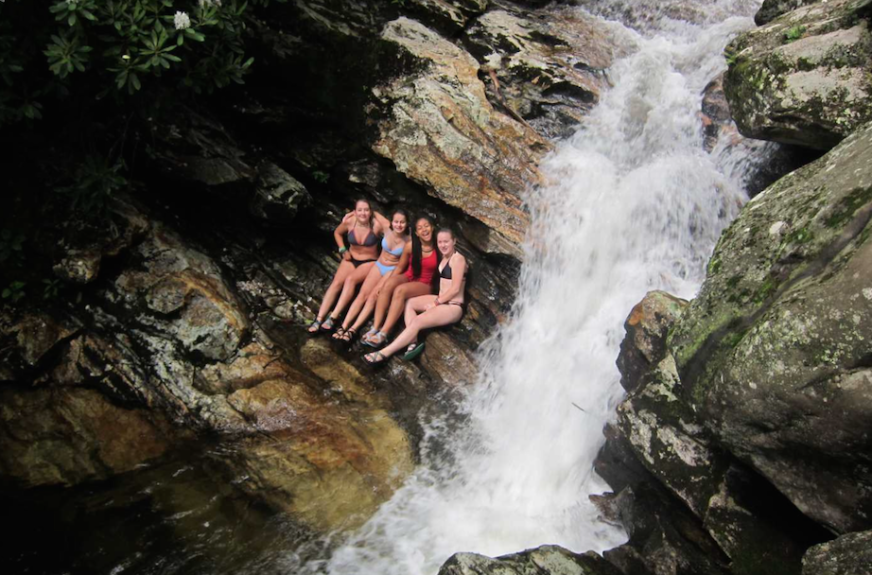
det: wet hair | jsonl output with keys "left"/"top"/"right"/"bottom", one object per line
{"left": 411, "top": 215, "right": 438, "bottom": 279}
{"left": 436, "top": 227, "right": 456, "bottom": 240}
{"left": 391, "top": 208, "right": 411, "bottom": 236}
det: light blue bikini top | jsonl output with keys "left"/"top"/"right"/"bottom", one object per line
{"left": 381, "top": 236, "right": 404, "bottom": 257}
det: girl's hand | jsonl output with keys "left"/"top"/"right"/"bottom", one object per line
{"left": 342, "top": 212, "right": 355, "bottom": 224}
{"left": 343, "top": 250, "right": 352, "bottom": 262}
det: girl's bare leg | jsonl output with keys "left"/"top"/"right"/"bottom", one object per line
{"left": 380, "top": 299, "right": 462, "bottom": 358}
{"left": 372, "top": 275, "right": 409, "bottom": 330}
{"left": 351, "top": 274, "right": 391, "bottom": 333}
{"left": 313, "top": 260, "right": 356, "bottom": 328}
{"left": 330, "top": 262, "right": 375, "bottom": 319}
{"left": 382, "top": 282, "right": 432, "bottom": 335}
{"left": 341, "top": 267, "right": 382, "bottom": 330}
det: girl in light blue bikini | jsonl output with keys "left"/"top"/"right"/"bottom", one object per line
{"left": 332, "top": 209, "right": 410, "bottom": 343}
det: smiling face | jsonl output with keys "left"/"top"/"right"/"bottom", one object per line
{"left": 415, "top": 218, "right": 433, "bottom": 243}
{"left": 437, "top": 230, "right": 455, "bottom": 256}
{"left": 355, "top": 200, "right": 372, "bottom": 224}
{"left": 391, "top": 213, "right": 408, "bottom": 234}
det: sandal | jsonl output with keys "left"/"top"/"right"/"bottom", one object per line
{"left": 332, "top": 327, "right": 347, "bottom": 340}
{"left": 320, "top": 316, "right": 336, "bottom": 332}
{"left": 307, "top": 318, "right": 322, "bottom": 334}
{"left": 363, "top": 351, "right": 387, "bottom": 365}
{"left": 363, "top": 331, "right": 387, "bottom": 348}
{"left": 402, "top": 342, "right": 425, "bottom": 361}
{"left": 341, "top": 328, "right": 357, "bottom": 343}
{"left": 361, "top": 327, "right": 378, "bottom": 343}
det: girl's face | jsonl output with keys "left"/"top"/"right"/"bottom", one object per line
{"left": 415, "top": 219, "right": 433, "bottom": 242}
{"left": 391, "top": 213, "right": 408, "bottom": 234}
{"left": 355, "top": 201, "right": 372, "bottom": 223}
{"left": 437, "top": 231, "right": 455, "bottom": 255}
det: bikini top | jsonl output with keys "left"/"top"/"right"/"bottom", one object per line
{"left": 348, "top": 226, "right": 378, "bottom": 247}
{"left": 381, "top": 236, "right": 404, "bottom": 256}
{"left": 439, "top": 254, "right": 454, "bottom": 280}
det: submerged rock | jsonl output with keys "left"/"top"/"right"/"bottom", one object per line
{"left": 724, "top": 0, "right": 872, "bottom": 149}
{"left": 669, "top": 121, "right": 872, "bottom": 534}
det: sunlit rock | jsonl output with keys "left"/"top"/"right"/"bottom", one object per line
{"left": 724, "top": 0, "right": 872, "bottom": 149}
{"left": 371, "top": 17, "right": 550, "bottom": 256}
{"left": 439, "top": 545, "right": 620, "bottom": 575}
{"left": 669, "top": 120, "right": 872, "bottom": 534}
{"left": 755, "top": 0, "right": 821, "bottom": 25}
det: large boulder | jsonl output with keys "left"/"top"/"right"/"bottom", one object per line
{"left": 370, "top": 17, "right": 550, "bottom": 257}
{"left": 802, "top": 530, "right": 872, "bottom": 575}
{"left": 463, "top": 4, "right": 615, "bottom": 139}
{"left": 724, "top": 0, "right": 872, "bottom": 149}
{"left": 669, "top": 121, "right": 872, "bottom": 534}
{"left": 755, "top": 0, "right": 821, "bottom": 26}
{"left": 439, "top": 545, "right": 623, "bottom": 575}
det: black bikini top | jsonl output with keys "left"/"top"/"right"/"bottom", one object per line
{"left": 348, "top": 226, "right": 378, "bottom": 247}
{"left": 439, "top": 254, "right": 453, "bottom": 280}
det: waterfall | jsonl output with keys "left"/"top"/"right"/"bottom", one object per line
{"left": 314, "top": 2, "right": 765, "bottom": 573}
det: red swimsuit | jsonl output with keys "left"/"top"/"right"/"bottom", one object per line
{"left": 406, "top": 249, "right": 437, "bottom": 284}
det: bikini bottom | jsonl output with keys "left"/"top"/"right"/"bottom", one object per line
{"left": 351, "top": 258, "right": 377, "bottom": 268}
{"left": 376, "top": 261, "right": 397, "bottom": 276}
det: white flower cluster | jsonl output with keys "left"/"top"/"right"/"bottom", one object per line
{"left": 198, "top": 0, "right": 222, "bottom": 7}
{"left": 174, "top": 11, "right": 191, "bottom": 30}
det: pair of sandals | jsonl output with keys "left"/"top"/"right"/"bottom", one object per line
{"left": 361, "top": 328, "right": 388, "bottom": 348}
{"left": 307, "top": 316, "right": 335, "bottom": 334}
{"left": 363, "top": 341, "right": 425, "bottom": 365}
{"left": 331, "top": 326, "right": 357, "bottom": 343}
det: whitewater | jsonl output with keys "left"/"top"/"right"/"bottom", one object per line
{"left": 312, "top": 1, "right": 770, "bottom": 573}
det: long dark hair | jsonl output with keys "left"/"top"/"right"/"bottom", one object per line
{"left": 411, "top": 215, "right": 438, "bottom": 279}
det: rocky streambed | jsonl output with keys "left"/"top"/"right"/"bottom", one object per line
{"left": 2, "top": 0, "right": 872, "bottom": 574}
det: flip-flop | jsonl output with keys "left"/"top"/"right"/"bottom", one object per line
{"left": 402, "top": 342, "right": 425, "bottom": 361}
{"left": 363, "top": 351, "right": 387, "bottom": 365}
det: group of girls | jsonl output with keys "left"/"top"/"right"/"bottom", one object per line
{"left": 306, "top": 198, "right": 467, "bottom": 365}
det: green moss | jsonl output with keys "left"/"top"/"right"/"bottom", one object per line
{"left": 708, "top": 257, "right": 722, "bottom": 275}
{"left": 825, "top": 186, "right": 872, "bottom": 228}
{"left": 782, "top": 25, "right": 807, "bottom": 44}
{"left": 785, "top": 227, "right": 814, "bottom": 245}
{"left": 726, "top": 275, "right": 742, "bottom": 289}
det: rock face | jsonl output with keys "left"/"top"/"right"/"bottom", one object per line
{"left": 439, "top": 546, "right": 623, "bottom": 575}
{"left": 724, "top": 0, "right": 872, "bottom": 149}
{"left": 755, "top": 0, "right": 821, "bottom": 25}
{"left": 802, "top": 530, "right": 872, "bottom": 575}
{"left": 669, "top": 121, "right": 872, "bottom": 534}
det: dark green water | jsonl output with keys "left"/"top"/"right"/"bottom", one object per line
{"left": 2, "top": 444, "right": 327, "bottom": 575}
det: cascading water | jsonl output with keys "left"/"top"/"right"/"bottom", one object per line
{"left": 313, "top": 2, "right": 768, "bottom": 574}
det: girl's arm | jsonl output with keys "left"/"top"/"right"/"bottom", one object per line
{"left": 396, "top": 241, "right": 412, "bottom": 274}
{"left": 373, "top": 210, "right": 391, "bottom": 233}
{"left": 436, "top": 254, "right": 467, "bottom": 303}
{"left": 334, "top": 219, "right": 352, "bottom": 260}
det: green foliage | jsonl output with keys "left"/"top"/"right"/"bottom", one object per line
{"left": 0, "top": 0, "right": 284, "bottom": 125}
{"left": 57, "top": 156, "right": 129, "bottom": 218}
{"left": 2, "top": 281, "right": 26, "bottom": 303}
{"left": 42, "top": 278, "right": 63, "bottom": 300}
{"left": 312, "top": 170, "right": 330, "bottom": 184}
{"left": 783, "top": 25, "right": 806, "bottom": 43}
{"left": 0, "top": 229, "right": 26, "bottom": 267}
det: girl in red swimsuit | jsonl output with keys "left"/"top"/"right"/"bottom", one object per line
{"left": 361, "top": 216, "right": 439, "bottom": 347}
{"left": 307, "top": 199, "right": 383, "bottom": 333}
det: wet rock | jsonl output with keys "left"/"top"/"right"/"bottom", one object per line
{"left": 802, "top": 530, "right": 872, "bottom": 575}
{"left": 0, "top": 387, "right": 175, "bottom": 487}
{"left": 755, "top": 0, "right": 821, "bottom": 26}
{"left": 406, "top": 0, "right": 488, "bottom": 34}
{"left": 419, "top": 331, "right": 478, "bottom": 386}
{"left": 463, "top": 4, "right": 615, "bottom": 139}
{"left": 439, "top": 545, "right": 623, "bottom": 575}
{"left": 724, "top": 0, "right": 872, "bottom": 149}
{"left": 371, "top": 17, "right": 550, "bottom": 257}
{"left": 250, "top": 161, "right": 312, "bottom": 222}
{"left": 669, "top": 121, "right": 872, "bottom": 534}
{"left": 615, "top": 290, "right": 687, "bottom": 393}
{"left": 225, "top": 403, "right": 414, "bottom": 531}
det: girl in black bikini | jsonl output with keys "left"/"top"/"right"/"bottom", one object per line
{"left": 364, "top": 228, "right": 466, "bottom": 364}
{"left": 308, "top": 199, "right": 383, "bottom": 333}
